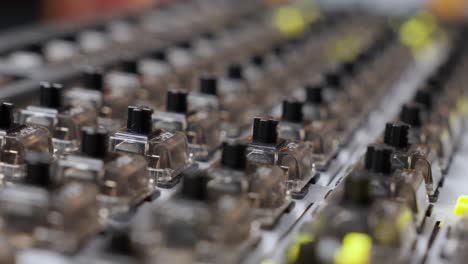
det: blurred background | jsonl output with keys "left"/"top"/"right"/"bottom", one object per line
{"left": 0, "top": 0, "right": 163, "bottom": 30}
{"left": 0, "top": 0, "right": 467, "bottom": 32}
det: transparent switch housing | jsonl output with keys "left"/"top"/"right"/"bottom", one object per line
{"left": 244, "top": 55, "right": 276, "bottom": 111}
{"left": 263, "top": 51, "right": 289, "bottom": 96}
{"left": 167, "top": 41, "right": 198, "bottom": 88}
{"left": 247, "top": 165, "right": 291, "bottom": 227}
{"left": 80, "top": 59, "right": 145, "bottom": 116}
{"left": 304, "top": 121, "right": 340, "bottom": 169}
{"left": 64, "top": 69, "right": 104, "bottom": 109}
{"left": 64, "top": 67, "right": 139, "bottom": 133}
{"left": 207, "top": 141, "right": 290, "bottom": 227}
{"left": 152, "top": 90, "right": 221, "bottom": 161}
{"left": 57, "top": 128, "right": 154, "bottom": 217}
{"left": 217, "top": 64, "right": 255, "bottom": 137}
{"left": 19, "top": 83, "right": 97, "bottom": 156}
{"left": 206, "top": 141, "right": 251, "bottom": 200}
{"left": 0, "top": 182, "right": 100, "bottom": 253}
{"left": 386, "top": 122, "right": 442, "bottom": 194}
{"left": 278, "top": 98, "right": 340, "bottom": 170}
{"left": 188, "top": 75, "right": 220, "bottom": 113}
{"left": 104, "top": 62, "right": 142, "bottom": 117}
{"left": 304, "top": 172, "right": 417, "bottom": 264}
{"left": 246, "top": 118, "right": 315, "bottom": 194}
{"left": 428, "top": 106, "right": 459, "bottom": 172}
{"left": 139, "top": 50, "right": 175, "bottom": 106}
{"left": 0, "top": 126, "right": 53, "bottom": 182}
{"left": 361, "top": 143, "right": 430, "bottom": 227}
{"left": 188, "top": 92, "right": 220, "bottom": 114}
{"left": 132, "top": 170, "right": 255, "bottom": 263}
{"left": 399, "top": 105, "right": 446, "bottom": 191}
{"left": 0, "top": 102, "right": 53, "bottom": 183}
{"left": 0, "top": 153, "right": 100, "bottom": 253}
{"left": 310, "top": 199, "right": 416, "bottom": 263}
{"left": 400, "top": 87, "right": 457, "bottom": 173}
{"left": 110, "top": 106, "right": 190, "bottom": 188}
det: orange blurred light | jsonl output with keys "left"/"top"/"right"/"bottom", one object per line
{"left": 430, "top": 0, "right": 467, "bottom": 20}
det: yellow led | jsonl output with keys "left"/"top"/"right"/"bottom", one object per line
{"left": 334, "top": 233, "right": 372, "bottom": 264}
{"left": 458, "top": 195, "right": 468, "bottom": 204}
{"left": 273, "top": 6, "right": 306, "bottom": 37}
{"left": 261, "top": 259, "right": 277, "bottom": 264}
{"left": 400, "top": 19, "right": 431, "bottom": 49}
{"left": 286, "top": 233, "right": 314, "bottom": 263}
{"left": 454, "top": 195, "right": 468, "bottom": 216}
{"left": 454, "top": 203, "right": 468, "bottom": 216}
{"left": 399, "top": 11, "right": 440, "bottom": 55}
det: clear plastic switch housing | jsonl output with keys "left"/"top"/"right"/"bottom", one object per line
{"left": 0, "top": 102, "right": 53, "bottom": 183}
{"left": 0, "top": 152, "right": 100, "bottom": 253}
{"left": 19, "top": 82, "right": 97, "bottom": 156}
{"left": 246, "top": 117, "right": 316, "bottom": 195}
{"left": 110, "top": 106, "right": 191, "bottom": 188}
{"left": 57, "top": 127, "right": 154, "bottom": 217}
{"left": 152, "top": 89, "right": 221, "bottom": 161}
